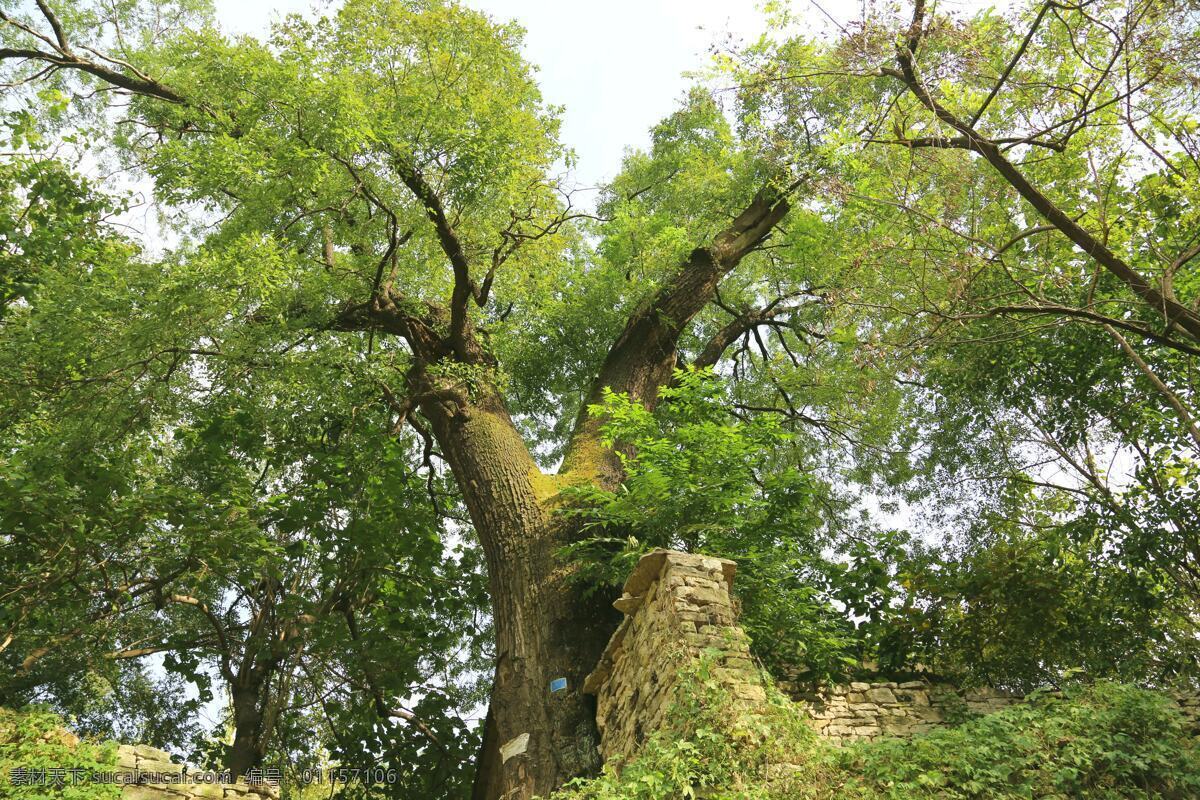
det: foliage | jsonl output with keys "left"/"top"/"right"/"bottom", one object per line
{"left": 548, "top": 665, "right": 1200, "bottom": 800}
{"left": 0, "top": 707, "right": 119, "bottom": 800}
{"left": 0, "top": 151, "right": 488, "bottom": 792}
{"left": 561, "top": 368, "right": 910, "bottom": 681}
{"left": 848, "top": 683, "right": 1200, "bottom": 799}
{"left": 891, "top": 495, "right": 1200, "bottom": 690}
{"left": 546, "top": 660, "right": 847, "bottom": 800}
{"left": 0, "top": 0, "right": 1199, "bottom": 794}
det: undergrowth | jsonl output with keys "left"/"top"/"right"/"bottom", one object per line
{"left": 548, "top": 662, "right": 1200, "bottom": 800}
{"left": 0, "top": 706, "right": 119, "bottom": 800}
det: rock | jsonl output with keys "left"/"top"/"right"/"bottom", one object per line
{"left": 612, "top": 593, "right": 643, "bottom": 614}
{"left": 137, "top": 761, "right": 184, "bottom": 776}
{"left": 133, "top": 745, "right": 169, "bottom": 761}
{"left": 866, "top": 687, "right": 897, "bottom": 704}
{"left": 187, "top": 782, "right": 230, "bottom": 800}
{"left": 124, "top": 787, "right": 169, "bottom": 800}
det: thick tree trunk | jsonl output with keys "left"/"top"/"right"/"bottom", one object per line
{"left": 419, "top": 388, "right": 618, "bottom": 800}
{"left": 401, "top": 185, "right": 792, "bottom": 799}
{"left": 228, "top": 683, "right": 267, "bottom": 779}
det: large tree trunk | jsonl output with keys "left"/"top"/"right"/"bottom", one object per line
{"left": 412, "top": 186, "right": 794, "bottom": 800}
{"left": 419, "top": 387, "right": 619, "bottom": 799}
{"left": 228, "top": 681, "right": 267, "bottom": 779}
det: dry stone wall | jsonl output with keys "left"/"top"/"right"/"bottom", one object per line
{"left": 584, "top": 549, "right": 1200, "bottom": 765}
{"left": 113, "top": 744, "right": 277, "bottom": 800}
{"left": 781, "top": 678, "right": 1021, "bottom": 744}
{"left": 582, "top": 550, "right": 766, "bottom": 764}
{"left": 785, "top": 678, "right": 1200, "bottom": 744}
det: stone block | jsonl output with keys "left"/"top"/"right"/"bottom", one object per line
{"left": 189, "top": 782, "right": 231, "bottom": 800}
{"left": 866, "top": 687, "right": 897, "bottom": 704}
{"left": 612, "top": 594, "right": 643, "bottom": 614}
{"left": 677, "top": 585, "right": 728, "bottom": 608}
{"left": 899, "top": 690, "right": 929, "bottom": 706}
{"left": 914, "top": 706, "right": 944, "bottom": 723}
{"left": 123, "top": 787, "right": 169, "bottom": 800}
{"left": 138, "top": 761, "right": 184, "bottom": 775}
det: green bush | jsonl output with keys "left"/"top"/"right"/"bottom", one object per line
{"left": 548, "top": 667, "right": 1200, "bottom": 800}
{"left": 549, "top": 660, "right": 851, "bottom": 800}
{"left": 0, "top": 707, "right": 119, "bottom": 800}
{"left": 848, "top": 683, "right": 1200, "bottom": 799}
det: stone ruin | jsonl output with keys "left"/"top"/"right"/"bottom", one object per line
{"left": 581, "top": 549, "right": 762, "bottom": 763}
{"left": 783, "top": 678, "right": 1020, "bottom": 744}
{"left": 114, "top": 744, "right": 277, "bottom": 800}
{"left": 582, "top": 548, "right": 1200, "bottom": 760}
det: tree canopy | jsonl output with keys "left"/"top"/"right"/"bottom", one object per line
{"left": 0, "top": 0, "right": 1197, "bottom": 797}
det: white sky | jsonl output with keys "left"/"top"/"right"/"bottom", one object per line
{"left": 211, "top": 0, "right": 1013, "bottom": 190}
{"left": 209, "top": 0, "right": 878, "bottom": 191}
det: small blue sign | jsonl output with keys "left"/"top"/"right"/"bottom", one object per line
{"left": 549, "top": 677, "right": 568, "bottom": 693}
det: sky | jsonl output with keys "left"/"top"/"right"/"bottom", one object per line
{"left": 210, "top": 0, "right": 1013, "bottom": 192}
{"left": 209, "top": 0, "right": 862, "bottom": 192}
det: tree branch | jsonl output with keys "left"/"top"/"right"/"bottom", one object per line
{"left": 394, "top": 161, "right": 478, "bottom": 361}
{"left": 969, "top": 1, "right": 1054, "bottom": 126}
{"left": 878, "top": 9, "right": 1200, "bottom": 342}
{"left": 168, "top": 593, "right": 236, "bottom": 683}
{"left": 560, "top": 180, "right": 798, "bottom": 483}
{"left": 0, "top": 6, "right": 184, "bottom": 104}
{"left": 1104, "top": 324, "right": 1200, "bottom": 450}
{"left": 691, "top": 298, "right": 816, "bottom": 370}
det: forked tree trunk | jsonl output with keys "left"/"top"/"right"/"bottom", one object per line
{"left": 419, "top": 188, "right": 793, "bottom": 800}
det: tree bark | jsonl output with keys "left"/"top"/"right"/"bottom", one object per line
{"left": 448, "top": 186, "right": 793, "bottom": 799}
{"left": 227, "top": 680, "right": 268, "bottom": 779}
{"left": 416, "top": 383, "right": 617, "bottom": 800}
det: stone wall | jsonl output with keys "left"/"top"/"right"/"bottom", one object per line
{"left": 583, "top": 549, "right": 1200, "bottom": 764}
{"left": 114, "top": 744, "right": 277, "bottom": 800}
{"left": 581, "top": 549, "right": 1023, "bottom": 757}
{"left": 784, "top": 678, "right": 1200, "bottom": 745}
{"left": 581, "top": 549, "right": 766, "bottom": 764}
{"left": 782, "top": 678, "right": 1021, "bottom": 744}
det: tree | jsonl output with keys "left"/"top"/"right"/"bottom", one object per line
{"left": 736, "top": 0, "right": 1200, "bottom": 607}
{"left": 1, "top": 0, "right": 1198, "bottom": 798}
{"left": 0, "top": 2, "right": 802, "bottom": 795}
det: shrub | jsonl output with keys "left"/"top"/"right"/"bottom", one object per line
{"left": 549, "top": 667, "right": 1200, "bottom": 800}
{"left": 847, "top": 683, "right": 1200, "bottom": 799}
{"left": 0, "top": 706, "right": 120, "bottom": 800}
